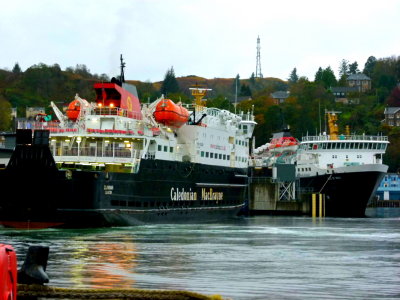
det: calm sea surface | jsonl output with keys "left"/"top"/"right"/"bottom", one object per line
{"left": 1, "top": 208, "right": 400, "bottom": 300}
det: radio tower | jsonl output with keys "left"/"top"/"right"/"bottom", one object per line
{"left": 255, "top": 36, "right": 263, "bottom": 78}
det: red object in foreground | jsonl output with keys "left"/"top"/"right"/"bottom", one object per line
{"left": 0, "top": 244, "right": 17, "bottom": 300}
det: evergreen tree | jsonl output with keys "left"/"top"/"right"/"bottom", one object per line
{"left": 349, "top": 61, "right": 359, "bottom": 74}
{"left": 338, "top": 59, "right": 349, "bottom": 78}
{"left": 321, "top": 66, "right": 337, "bottom": 89}
{"left": 363, "top": 56, "right": 377, "bottom": 77}
{"left": 232, "top": 74, "right": 240, "bottom": 94}
{"left": 288, "top": 68, "right": 299, "bottom": 84}
{"left": 314, "top": 67, "right": 323, "bottom": 82}
{"left": 249, "top": 72, "right": 256, "bottom": 85}
{"left": 240, "top": 84, "right": 252, "bottom": 97}
{"left": 12, "top": 63, "right": 21, "bottom": 74}
{"left": 160, "top": 66, "right": 180, "bottom": 96}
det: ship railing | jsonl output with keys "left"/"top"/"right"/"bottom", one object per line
{"left": 93, "top": 107, "right": 142, "bottom": 120}
{"left": 240, "top": 112, "right": 255, "bottom": 122}
{"left": 302, "top": 135, "right": 388, "bottom": 142}
{"left": 17, "top": 120, "right": 82, "bottom": 132}
{"left": 52, "top": 146, "right": 138, "bottom": 159}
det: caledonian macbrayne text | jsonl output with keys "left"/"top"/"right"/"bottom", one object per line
{"left": 170, "top": 187, "right": 223, "bottom": 201}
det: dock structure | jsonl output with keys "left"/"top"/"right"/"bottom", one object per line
{"left": 248, "top": 164, "right": 311, "bottom": 215}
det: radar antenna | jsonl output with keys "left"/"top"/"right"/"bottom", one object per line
{"left": 120, "top": 54, "right": 126, "bottom": 83}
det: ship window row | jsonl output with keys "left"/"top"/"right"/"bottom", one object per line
{"left": 383, "top": 175, "right": 399, "bottom": 182}
{"left": 235, "top": 140, "right": 248, "bottom": 147}
{"left": 303, "top": 142, "right": 387, "bottom": 150}
{"left": 200, "top": 151, "right": 230, "bottom": 160}
{"left": 235, "top": 156, "right": 248, "bottom": 163}
{"left": 110, "top": 199, "right": 239, "bottom": 208}
{"left": 298, "top": 167, "right": 312, "bottom": 172}
{"left": 157, "top": 145, "right": 174, "bottom": 153}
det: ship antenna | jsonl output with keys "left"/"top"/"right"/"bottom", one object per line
{"left": 120, "top": 54, "right": 126, "bottom": 83}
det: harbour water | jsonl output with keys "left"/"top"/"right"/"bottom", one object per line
{"left": 1, "top": 208, "right": 400, "bottom": 299}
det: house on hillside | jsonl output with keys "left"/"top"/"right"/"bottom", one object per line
{"left": 331, "top": 86, "right": 360, "bottom": 104}
{"left": 231, "top": 96, "right": 252, "bottom": 106}
{"left": 384, "top": 107, "right": 400, "bottom": 127}
{"left": 347, "top": 73, "right": 371, "bottom": 92}
{"left": 270, "top": 91, "right": 289, "bottom": 104}
{"left": 26, "top": 107, "right": 45, "bottom": 120}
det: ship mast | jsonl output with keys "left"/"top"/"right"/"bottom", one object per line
{"left": 189, "top": 86, "right": 211, "bottom": 125}
{"left": 326, "top": 110, "right": 341, "bottom": 140}
{"left": 120, "top": 54, "right": 126, "bottom": 83}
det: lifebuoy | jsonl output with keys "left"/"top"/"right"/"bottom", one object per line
{"left": 0, "top": 244, "right": 17, "bottom": 300}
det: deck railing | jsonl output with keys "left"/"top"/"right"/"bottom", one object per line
{"left": 302, "top": 135, "right": 388, "bottom": 142}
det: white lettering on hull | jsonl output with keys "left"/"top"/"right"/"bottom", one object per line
{"left": 170, "top": 187, "right": 224, "bottom": 201}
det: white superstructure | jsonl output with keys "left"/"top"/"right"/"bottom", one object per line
{"left": 296, "top": 134, "right": 389, "bottom": 178}
{"left": 17, "top": 89, "right": 256, "bottom": 173}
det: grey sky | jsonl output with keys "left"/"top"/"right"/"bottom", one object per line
{"left": 1, "top": 0, "right": 399, "bottom": 82}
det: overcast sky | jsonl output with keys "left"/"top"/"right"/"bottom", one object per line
{"left": 1, "top": 0, "right": 399, "bottom": 82}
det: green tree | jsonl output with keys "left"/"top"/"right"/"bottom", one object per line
{"left": 338, "top": 59, "right": 349, "bottom": 78}
{"left": 316, "top": 67, "right": 337, "bottom": 88}
{"left": 249, "top": 72, "right": 256, "bottom": 85}
{"left": 207, "top": 95, "right": 233, "bottom": 110}
{"left": 288, "top": 68, "right": 299, "bottom": 84}
{"left": 348, "top": 61, "right": 359, "bottom": 74}
{"left": 12, "top": 63, "right": 22, "bottom": 74}
{"left": 136, "top": 81, "right": 157, "bottom": 102}
{"left": 314, "top": 67, "right": 323, "bottom": 82}
{"left": 240, "top": 84, "right": 252, "bottom": 96}
{"left": 160, "top": 66, "right": 180, "bottom": 96}
{"left": 363, "top": 56, "right": 377, "bottom": 77}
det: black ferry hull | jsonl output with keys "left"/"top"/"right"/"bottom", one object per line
{"left": 299, "top": 165, "right": 387, "bottom": 217}
{"left": 0, "top": 156, "right": 247, "bottom": 228}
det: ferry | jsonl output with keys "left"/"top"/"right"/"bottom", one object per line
{"left": 0, "top": 57, "right": 256, "bottom": 228}
{"left": 296, "top": 111, "right": 389, "bottom": 216}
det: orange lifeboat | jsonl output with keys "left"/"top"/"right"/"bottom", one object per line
{"left": 153, "top": 99, "right": 189, "bottom": 128}
{"left": 66, "top": 99, "right": 81, "bottom": 121}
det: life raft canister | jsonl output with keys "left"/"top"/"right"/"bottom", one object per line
{"left": 0, "top": 244, "right": 17, "bottom": 300}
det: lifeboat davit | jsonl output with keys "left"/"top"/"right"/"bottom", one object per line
{"left": 153, "top": 99, "right": 189, "bottom": 128}
{"left": 66, "top": 99, "right": 81, "bottom": 121}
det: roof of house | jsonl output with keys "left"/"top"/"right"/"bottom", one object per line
{"left": 384, "top": 107, "right": 400, "bottom": 114}
{"left": 347, "top": 73, "right": 371, "bottom": 81}
{"left": 270, "top": 91, "right": 289, "bottom": 99}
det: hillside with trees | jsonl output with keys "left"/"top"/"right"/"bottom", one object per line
{"left": 0, "top": 55, "right": 399, "bottom": 170}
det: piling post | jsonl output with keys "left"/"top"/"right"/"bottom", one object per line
{"left": 319, "top": 193, "right": 323, "bottom": 217}
{"left": 312, "top": 193, "right": 316, "bottom": 217}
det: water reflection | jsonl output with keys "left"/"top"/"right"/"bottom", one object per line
{"left": 1, "top": 211, "right": 399, "bottom": 299}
